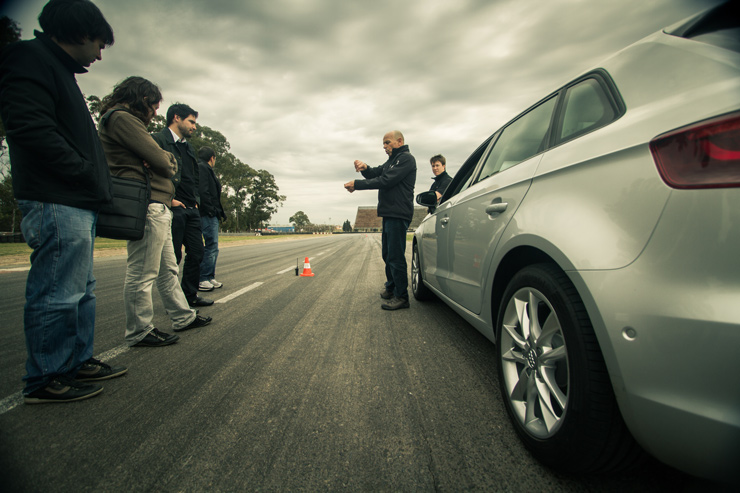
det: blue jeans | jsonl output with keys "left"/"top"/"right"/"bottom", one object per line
{"left": 200, "top": 215, "right": 220, "bottom": 282}
{"left": 382, "top": 217, "right": 410, "bottom": 300}
{"left": 17, "top": 200, "right": 97, "bottom": 394}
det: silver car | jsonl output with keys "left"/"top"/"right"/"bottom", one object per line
{"left": 412, "top": 3, "right": 740, "bottom": 484}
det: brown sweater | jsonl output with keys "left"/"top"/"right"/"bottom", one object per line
{"left": 98, "top": 106, "right": 178, "bottom": 206}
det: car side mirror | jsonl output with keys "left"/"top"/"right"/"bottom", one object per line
{"left": 416, "top": 191, "right": 438, "bottom": 207}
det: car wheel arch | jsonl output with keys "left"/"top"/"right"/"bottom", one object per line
{"left": 489, "top": 246, "right": 559, "bottom": 341}
{"left": 489, "top": 244, "right": 623, "bottom": 383}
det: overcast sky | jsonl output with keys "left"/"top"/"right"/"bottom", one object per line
{"left": 1, "top": 0, "right": 723, "bottom": 226}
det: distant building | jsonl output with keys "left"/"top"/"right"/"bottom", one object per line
{"left": 267, "top": 225, "right": 295, "bottom": 233}
{"left": 353, "top": 206, "right": 428, "bottom": 232}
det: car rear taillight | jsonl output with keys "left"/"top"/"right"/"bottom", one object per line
{"left": 650, "top": 112, "right": 740, "bottom": 189}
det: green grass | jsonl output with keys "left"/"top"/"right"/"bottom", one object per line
{"left": 0, "top": 234, "right": 293, "bottom": 257}
{"left": 0, "top": 238, "right": 129, "bottom": 257}
{"left": 0, "top": 233, "right": 406, "bottom": 258}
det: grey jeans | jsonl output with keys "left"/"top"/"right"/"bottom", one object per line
{"left": 124, "top": 203, "right": 196, "bottom": 345}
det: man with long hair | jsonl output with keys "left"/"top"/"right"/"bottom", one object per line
{"left": 0, "top": 0, "right": 125, "bottom": 404}
{"left": 98, "top": 76, "right": 212, "bottom": 347}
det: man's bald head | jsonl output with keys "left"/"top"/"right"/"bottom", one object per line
{"left": 383, "top": 130, "right": 405, "bottom": 156}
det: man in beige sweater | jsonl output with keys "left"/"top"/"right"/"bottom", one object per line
{"left": 98, "top": 76, "right": 212, "bottom": 347}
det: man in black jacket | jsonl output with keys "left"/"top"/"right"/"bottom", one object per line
{"left": 429, "top": 154, "right": 453, "bottom": 200}
{"left": 197, "top": 146, "right": 227, "bottom": 290}
{"left": 151, "top": 104, "right": 213, "bottom": 307}
{"left": 0, "top": 0, "right": 126, "bottom": 404}
{"left": 345, "top": 130, "right": 416, "bottom": 310}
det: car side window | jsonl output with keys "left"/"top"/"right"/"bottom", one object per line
{"left": 475, "top": 96, "right": 557, "bottom": 183}
{"left": 558, "top": 78, "right": 616, "bottom": 143}
{"left": 442, "top": 136, "right": 493, "bottom": 200}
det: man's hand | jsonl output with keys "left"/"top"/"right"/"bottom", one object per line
{"left": 354, "top": 160, "right": 367, "bottom": 172}
{"left": 344, "top": 180, "right": 355, "bottom": 193}
{"left": 171, "top": 199, "right": 185, "bottom": 208}
{"left": 435, "top": 191, "right": 442, "bottom": 200}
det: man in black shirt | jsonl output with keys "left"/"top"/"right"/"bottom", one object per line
{"left": 429, "top": 154, "right": 452, "bottom": 200}
{"left": 345, "top": 130, "right": 416, "bottom": 310}
{"left": 152, "top": 104, "right": 213, "bottom": 307}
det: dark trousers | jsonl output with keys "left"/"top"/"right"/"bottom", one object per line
{"left": 381, "top": 217, "right": 410, "bottom": 300}
{"left": 171, "top": 206, "right": 204, "bottom": 301}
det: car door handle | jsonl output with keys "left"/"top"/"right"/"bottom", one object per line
{"left": 485, "top": 203, "right": 508, "bottom": 215}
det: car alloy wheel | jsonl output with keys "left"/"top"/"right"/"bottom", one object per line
{"left": 499, "top": 283, "right": 568, "bottom": 439}
{"left": 495, "top": 263, "right": 641, "bottom": 473}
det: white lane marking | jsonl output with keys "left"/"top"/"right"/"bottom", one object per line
{"left": 2, "top": 277, "right": 272, "bottom": 413}
{"left": 0, "top": 393, "right": 23, "bottom": 415}
{"left": 0, "top": 267, "right": 30, "bottom": 273}
{"left": 215, "top": 282, "right": 263, "bottom": 304}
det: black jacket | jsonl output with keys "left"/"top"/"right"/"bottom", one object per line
{"left": 355, "top": 145, "right": 416, "bottom": 222}
{"left": 430, "top": 171, "right": 452, "bottom": 197}
{"left": 0, "top": 31, "right": 112, "bottom": 209}
{"left": 198, "top": 160, "right": 226, "bottom": 220}
{"left": 151, "top": 128, "right": 200, "bottom": 207}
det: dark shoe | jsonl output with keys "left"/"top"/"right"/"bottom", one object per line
{"left": 382, "top": 297, "right": 410, "bottom": 310}
{"left": 76, "top": 358, "right": 128, "bottom": 381}
{"left": 24, "top": 376, "right": 103, "bottom": 404}
{"left": 134, "top": 328, "right": 180, "bottom": 347}
{"left": 188, "top": 296, "right": 214, "bottom": 307}
{"left": 174, "top": 315, "right": 212, "bottom": 332}
{"left": 380, "top": 288, "right": 393, "bottom": 300}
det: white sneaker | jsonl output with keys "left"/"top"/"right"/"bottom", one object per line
{"left": 209, "top": 278, "right": 223, "bottom": 288}
{"left": 198, "top": 280, "right": 214, "bottom": 291}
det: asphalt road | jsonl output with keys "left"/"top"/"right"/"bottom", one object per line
{"left": 0, "top": 234, "right": 720, "bottom": 491}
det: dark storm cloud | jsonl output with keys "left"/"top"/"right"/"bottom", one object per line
{"left": 0, "top": 0, "right": 723, "bottom": 225}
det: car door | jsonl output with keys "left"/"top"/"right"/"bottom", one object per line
{"left": 442, "top": 95, "right": 558, "bottom": 314}
{"left": 420, "top": 139, "right": 490, "bottom": 293}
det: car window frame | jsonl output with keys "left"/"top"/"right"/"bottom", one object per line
{"left": 444, "top": 69, "right": 625, "bottom": 200}
{"left": 438, "top": 135, "right": 494, "bottom": 204}
{"left": 550, "top": 69, "right": 626, "bottom": 148}
{"left": 470, "top": 94, "right": 560, "bottom": 186}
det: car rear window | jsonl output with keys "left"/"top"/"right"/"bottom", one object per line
{"left": 666, "top": 2, "right": 740, "bottom": 53}
{"left": 558, "top": 78, "right": 616, "bottom": 143}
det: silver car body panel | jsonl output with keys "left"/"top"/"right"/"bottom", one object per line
{"left": 415, "top": 26, "right": 740, "bottom": 482}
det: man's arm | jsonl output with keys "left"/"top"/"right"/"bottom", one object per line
{"left": 354, "top": 153, "right": 415, "bottom": 191}
{"left": 198, "top": 163, "right": 214, "bottom": 214}
{"left": 106, "top": 112, "right": 176, "bottom": 178}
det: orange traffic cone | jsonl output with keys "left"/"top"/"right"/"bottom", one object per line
{"left": 299, "top": 257, "right": 315, "bottom": 277}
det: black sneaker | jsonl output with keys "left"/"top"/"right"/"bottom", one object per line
{"left": 24, "top": 375, "right": 103, "bottom": 404}
{"left": 134, "top": 328, "right": 180, "bottom": 347}
{"left": 381, "top": 297, "right": 410, "bottom": 310}
{"left": 174, "top": 315, "right": 212, "bottom": 332}
{"left": 380, "top": 288, "right": 393, "bottom": 300}
{"left": 188, "top": 296, "right": 214, "bottom": 307}
{"left": 76, "top": 358, "right": 128, "bottom": 381}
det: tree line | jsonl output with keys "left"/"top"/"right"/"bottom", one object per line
{"left": 288, "top": 210, "right": 352, "bottom": 233}
{"left": 0, "top": 16, "right": 285, "bottom": 234}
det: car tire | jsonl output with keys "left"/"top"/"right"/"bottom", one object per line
{"left": 495, "top": 263, "right": 642, "bottom": 474}
{"left": 411, "top": 242, "right": 432, "bottom": 301}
